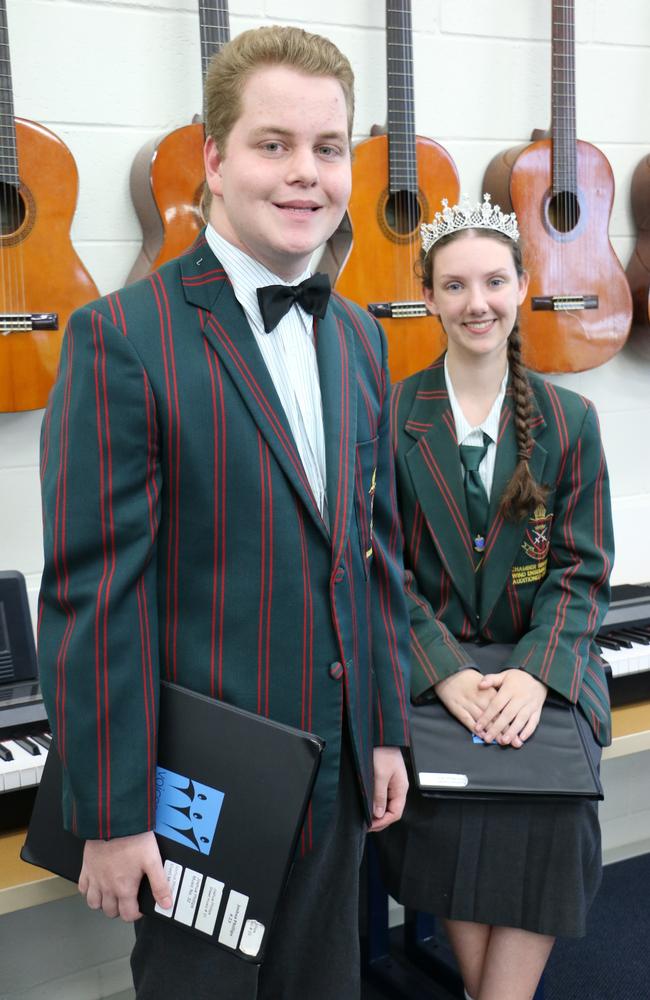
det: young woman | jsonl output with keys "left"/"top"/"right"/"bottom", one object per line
{"left": 378, "top": 195, "right": 614, "bottom": 1000}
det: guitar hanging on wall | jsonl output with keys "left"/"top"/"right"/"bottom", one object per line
{"left": 483, "top": 0, "right": 631, "bottom": 373}
{"left": 0, "top": 1, "right": 99, "bottom": 413}
{"left": 626, "top": 153, "right": 650, "bottom": 357}
{"left": 127, "top": 0, "right": 230, "bottom": 284}
{"left": 331, "top": 0, "right": 459, "bottom": 383}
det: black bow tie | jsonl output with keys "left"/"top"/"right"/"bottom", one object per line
{"left": 256, "top": 272, "right": 331, "bottom": 333}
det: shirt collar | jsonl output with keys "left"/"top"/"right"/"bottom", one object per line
{"left": 205, "top": 225, "right": 311, "bottom": 330}
{"left": 444, "top": 353, "right": 508, "bottom": 446}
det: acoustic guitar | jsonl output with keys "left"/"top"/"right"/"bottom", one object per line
{"left": 482, "top": 0, "right": 631, "bottom": 373}
{"left": 127, "top": 0, "right": 230, "bottom": 284}
{"left": 626, "top": 154, "right": 650, "bottom": 356}
{"left": 0, "top": 1, "right": 99, "bottom": 413}
{"left": 331, "top": 0, "right": 459, "bottom": 383}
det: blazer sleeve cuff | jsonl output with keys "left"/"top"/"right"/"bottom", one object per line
{"left": 410, "top": 628, "right": 478, "bottom": 701}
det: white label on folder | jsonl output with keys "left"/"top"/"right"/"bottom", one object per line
{"left": 174, "top": 867, "right": 203, "bottom": 926}
{"left": 155, "top": 859, "right": 183, "bottom": 916}
{"left": 218, "top": 889, "right": 249, "bottom": 949}
{"left": 239, "top": 919, "right": 266, "bottom": 957}
{"left": 195, "top": 877, "right": 225, "bottom": 936}
{"left": 419, "top": 771, "right": 469, "bottom": 788}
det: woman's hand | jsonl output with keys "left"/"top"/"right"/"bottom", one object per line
{"left": 434, "top": 669, "right": 498, "bottom": 733}
{"left": 475, "top": 669, "right": 548, "bottom": 748}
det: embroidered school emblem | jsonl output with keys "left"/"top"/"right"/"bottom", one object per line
{"left": 521, "top": 504, "right": 553, "bottom": 562}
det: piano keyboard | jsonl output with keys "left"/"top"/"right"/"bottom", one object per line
{"left": 0, "top": 729, "right": 50, "bottom": 793}
{"left": 596, "top": 583, "right": 650, "bottom": 708}
{"left": 597, "top": 626, "right": 650, "bottom": 678}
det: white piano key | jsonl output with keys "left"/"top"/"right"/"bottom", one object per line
{"left": 599, "top": 640, "right": 650, "bottom": 678}
{"left": 0, "top": 738, "right": 48, "bottom": 793}
{"left": 602, "top": 647, "right": 630, "bottom": 677}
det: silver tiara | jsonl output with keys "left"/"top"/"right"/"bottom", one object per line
{"left": 420, "top": 193, "right": 520, "bottom": 256}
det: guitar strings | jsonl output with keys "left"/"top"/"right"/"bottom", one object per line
{"left": 556, "top": 0, "right": 577, "bottom": 237}
{"left": 0, "top": 18, "right": 28, "bottom": 343}
{"left": 567, "top": 0, "right": 578, "bottom": 229}
{"left": 406, "top": 0, "right": 418, "bottom": 304}
{"left": 406, "top": 0, "right": 418, "bottom": 305}
{"left": 397, "top": 0, "right": 417, "bottom": 306}
{"left": 199, "top": 1, "right": 230, "bottom": 83}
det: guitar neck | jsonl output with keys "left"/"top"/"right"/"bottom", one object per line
{"left": 386, "top": 0, "right": 418, "bottom": 194}
{"left": 199, "top": 0, "right": 230, "bottom": 83}
{"left": 0, "top": 0, "right": 18, "bottom": 186}
{"left": 550, "top": 0, "right": 577, "bottom": 194}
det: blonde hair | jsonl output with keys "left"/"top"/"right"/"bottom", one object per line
{"left": 204, "top": 26, "right": 355, "bottom": 153}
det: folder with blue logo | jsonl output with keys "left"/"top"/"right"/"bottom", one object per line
{"left": 410, "top": 643, "right": 603, "bottom": 801}
{"left": 21, "top": 681, "right": 324, "bottom": 962}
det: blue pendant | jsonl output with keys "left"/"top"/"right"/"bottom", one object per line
{"left": 474, "top": 534, "right": 485, "bottom": 552}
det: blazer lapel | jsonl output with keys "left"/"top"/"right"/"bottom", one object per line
{"left": 180, "top": 243, "right": 329, "bottom": 542}
{"left": 404, "top": 361, "right": 477, "bottom": 620}
{"left": 479, "top": 390, "right": 548, "bottom": 624}
{"left": 315, "top": 301, "right": 357, "bottom": 568}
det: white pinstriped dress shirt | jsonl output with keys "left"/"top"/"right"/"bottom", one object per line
{"left": 444, "top": 354, "right": 508, "bottom": 501}
{"left": 206, "top": 225, "right": 329, "bottom": 527}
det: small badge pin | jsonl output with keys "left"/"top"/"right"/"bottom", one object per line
{"left": 473, "top": 534, "right": 485, "bottom": 552}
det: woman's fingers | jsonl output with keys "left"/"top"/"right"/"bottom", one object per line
{"left": 474, "top": 692, "right": 508, "bottom": 733}
{"left": 517, "top": 712, "right": 542, "bottom": 743}
{"left": 478, "top": 672, "right": 504, "bottom": 689}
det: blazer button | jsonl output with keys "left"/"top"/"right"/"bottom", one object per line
{"left": 329, "top": 661, "right": 344, "bottom": 680}
{"left": 334, "top": 567, "right": 345, "bottom": 584}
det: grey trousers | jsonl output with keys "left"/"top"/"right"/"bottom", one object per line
{"left": 131, "top": 731, "right": 366, "bottom": 1000}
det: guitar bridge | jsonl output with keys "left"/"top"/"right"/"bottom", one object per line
{"left": 368, "top": 301, "right": 429, "bottom": 319}
{"left": 0, "top": 313, "right": 59, "bottom": 335}
{"left": 531, "top": 296, "right": 598, "bottom": 312}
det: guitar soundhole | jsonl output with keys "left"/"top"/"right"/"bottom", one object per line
{"left": 0, "top": 182, "right": 26, "bottom": 237}
{"left": 548, "top": 191, "right": 581, "bottom": 234}
{"left": 384, "top": 190, "right": 422, "bottom": 236}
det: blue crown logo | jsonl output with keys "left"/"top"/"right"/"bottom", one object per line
{"left": 154, "top": 767, "right": 224, "bottom": 855}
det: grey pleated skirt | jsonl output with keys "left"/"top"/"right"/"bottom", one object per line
{"left": 377, "top": 737, "right": 603, "bottom": 938}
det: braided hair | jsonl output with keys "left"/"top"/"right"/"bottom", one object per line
{"left": 421, "top": 227, "right": 548, "bottom": 523}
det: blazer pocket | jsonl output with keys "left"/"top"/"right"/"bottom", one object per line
{"left": 354, "top": 437, "right": 379, "bottom": 579}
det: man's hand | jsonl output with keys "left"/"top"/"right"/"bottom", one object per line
{"left": 475, "top": 669, "right": 548, "bottom": 748}
{"left": 369, "top": 746, "right": 409, "bottom": 832}
{"left": 79, "top": 830, "right": 172, "bottom": 922}
{"left": 434, "top": 668, "right": 498, "bottom": 733}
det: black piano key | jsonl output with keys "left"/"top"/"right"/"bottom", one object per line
{"left": 31, "top": 733, "right": 51, "bottom": 750}
{"left": 0, "top": 742, "right": 14, "bottom": 762}
{"left": 14, "top": 736, "right": 41, "bottom": 756}
{"left": 615, "top": 629, "right": 650, "bottom": 645}
{"left": 597, "top": 637, "right": 621, "bottom": 651}
{"left": 603, "top": 632, "right": 634, "bottom": 649}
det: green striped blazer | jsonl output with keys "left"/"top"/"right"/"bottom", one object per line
{"left": 391, "top": 356, "right": 614, "bottom": 745}
{"left": 38, "top": 235, "right": 411, "bottom": 845}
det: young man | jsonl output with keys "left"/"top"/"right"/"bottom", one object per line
{"left": 38, "top": 26, "right": 410, "bottom": 1000}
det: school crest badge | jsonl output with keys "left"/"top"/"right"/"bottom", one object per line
{"left": 522, "top": 504, "right": 553, "bottom": 562}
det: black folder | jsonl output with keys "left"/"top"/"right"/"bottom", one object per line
{"left": 410, "top": 643, "right": 603, "bottom": 801}
{"left": 21, "top": 681, "right": 324, "bottom": 963}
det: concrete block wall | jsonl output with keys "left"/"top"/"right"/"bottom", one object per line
{"left": 0, "top": 2, "right": 649, "bottom": 995}
{"left": 1, "top": 0, "right": 649, "bottom": 616}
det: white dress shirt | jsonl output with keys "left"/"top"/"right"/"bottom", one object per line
{"left": 206, "top": 225, "right": 328, "bottom": 526}
{"left": 444, "top": 355, "right": 508, "bottom": 501}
